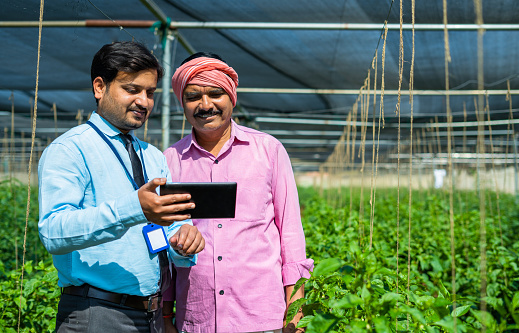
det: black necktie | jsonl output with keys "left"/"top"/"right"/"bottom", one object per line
{"left": 121, "top": 134, "right": 171, "bottom": 292}
{"left": 120, "top": 134, "right": 145, "bottom": 188}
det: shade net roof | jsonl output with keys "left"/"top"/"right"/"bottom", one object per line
{"left": 1, "top": 0, "right": 518, "bottom": 171}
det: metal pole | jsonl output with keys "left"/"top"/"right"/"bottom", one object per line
{"left": 514, "top": 133, "right": 519, "bottom": 199}
{"left": 236, "top": 87, "right": 519, "bottom": 95}
{"left": 3, "top": 21, "right": 519, "bottom": 31}
{"left": 161, "top": 32, "right": 172, "bottom": 151}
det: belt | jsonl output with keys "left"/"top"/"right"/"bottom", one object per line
{"left": 62, "top": 284, "right": 161, "bottom": 312}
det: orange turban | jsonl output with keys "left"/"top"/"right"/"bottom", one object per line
{"left": 171, "top": 57, "right": 239, "bottom": 107}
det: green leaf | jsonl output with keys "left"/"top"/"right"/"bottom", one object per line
{"left": 512, "top": 292, "right": 519, "bottom": 312}
{"left": 290, "top": 277, "right": 308, "bottom": 299}
{"left": 24, "top": 261, "right": 34, "bottom": 275}
{"left": 373, "top": 316, "right": 390, "bottom": 332}
{"left": 470, "top": 309, "right": 496, "bottom": 331}
{"left": 329, "top": 294, "right": 363, "bottom": 309}
{"left": 452, "top": 305, "right": 471, "bottom": 317}
{"left": 312, "top": 258, "right": 345, "bottom": 277}
{"left": 16, "top": 295, "right": 27, "bottom": 310}
{"left": 379, "top": 292, "right": 402, "bottom": 305}
{"left": 430, "top": 256, "right": 443, "bottom": 273}
{"left": 434, "top": 296, "right": 452, "bottom": 307}
{"left": 438, "top": 280, "right": 451, "bottom": 299}
{"left": 296, "top": 315, "right": 314, "bottom": 328}
{"left": 306, "top": 313, "right": 340, "bottom": 332}
{"left": 400, "top": 304, "right": 427, "bottom": 325}
{"left": 433, "top": 315, "right": 467, "bottom": 333}
{"left": 416, "top": 295, "right": 435, "bottom": 308}
{"left": 302, "top": 303, "right": 319, "bottom": 316}
{"left": 285, "top": 297, "right": 307, "bottom": 324}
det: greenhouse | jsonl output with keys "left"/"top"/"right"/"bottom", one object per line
{"left": 0, "top": 0, "right": 518, "bottom": 332}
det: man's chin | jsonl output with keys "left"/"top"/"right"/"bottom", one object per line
{"left": 123, "top": 121, "right": 145, "bottom": 132}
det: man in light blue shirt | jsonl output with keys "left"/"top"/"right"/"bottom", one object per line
{"left": 38, "top": 41, "right": 204, "bottom": 333}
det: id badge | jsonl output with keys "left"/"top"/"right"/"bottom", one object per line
{"left": 142, "top": 223, "right": 170, "bottom": 254}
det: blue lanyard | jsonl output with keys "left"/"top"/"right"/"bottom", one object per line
{"left": 87, "top": 121, "right": 148, "bottom": 190}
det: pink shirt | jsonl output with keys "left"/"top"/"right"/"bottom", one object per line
{"left": 163, "top": 121, "right": 313, "bottom": 333}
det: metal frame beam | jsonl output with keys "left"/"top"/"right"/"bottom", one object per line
{"left": 3, "top": 21, "right": 519, "bottom": 31}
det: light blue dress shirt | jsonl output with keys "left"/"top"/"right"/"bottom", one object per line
{"left": 38, "top": 112, "right": 196, "bottom": 296}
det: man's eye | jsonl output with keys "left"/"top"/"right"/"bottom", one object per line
{"left": 210, "top": 92, "right": 224, "bottom": 98}
{"left": 185, "top": 95, "right": 200, "bottom": 101}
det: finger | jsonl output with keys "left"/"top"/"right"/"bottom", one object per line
{"left": 154, "top": 214, "right": 192, "bottom": 227}
{"left": 183, "top": 231, "right": 203, "bottom": 254}
{"left": 161, "top": 193, "right": 192, "bottom": 205}
{"left": 157, "top": 202, "right": 194, "bottom": 216}
{"left": 194, "top": 237, "right": 205, "bottom": 254}
{"left": 175, "top": 226, "right": 189, "bottom": 249}
{"left": 169, "top": 235, "right": 178, "bottom": 247}
{"left": 143, "top": 177, "right": 167, "bottom": 193}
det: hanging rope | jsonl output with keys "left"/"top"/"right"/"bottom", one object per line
{"left": 349, "top": 99, "right": 359, "bottom": 221}
{"left": 407, "top": 0, "right": 416, "bottom": 324}
{"left": 52, "top": 103, "right": 57, "bottom": 139}
{"left": 359, "top": 78, "right": 370, "bottom": 245}
{"left": 395, "top": 0, "right": 404, "bottom": 329}
{"left": 369, "top": 53, "right": 378, "bottom": 250}
{"left": 17, "top": 0, "right": 44, "bottom": 331}
{"left": 144, "top": 117, "right": 149, "bottom": 142}
{"left": 9, "top": 92, "right": 15, "bottom": 182}
{"left": 443, "top": 0, "right": 457, "bottom": 329}
{"left": 473, "top": 0, "right": 488, "bottom": 325}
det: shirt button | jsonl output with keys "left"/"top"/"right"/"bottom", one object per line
{"left": 219, "top": 290, "right": 224, "bottom": 295}
{"left": 215, "top": 159, "right": 219, "bottom": 164}
{"left": 218, "top": 256, "right": 222, "bottom": 261}
{"left": 218, "top": 224, "right": 222, "bottom": 228}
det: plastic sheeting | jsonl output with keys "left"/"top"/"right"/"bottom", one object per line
{"left": 1, "top": 0, "right": 518, "bottom": 170}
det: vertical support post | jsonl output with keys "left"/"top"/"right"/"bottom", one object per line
{"left": 161, "top": 31, "right": 172, "bottom": 151}
{"left": 514, "top": 133, "right": 519, "bottom": 199}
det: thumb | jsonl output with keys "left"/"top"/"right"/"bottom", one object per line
{"left": 142, "top": 177, "right": 167, "bottom": 192}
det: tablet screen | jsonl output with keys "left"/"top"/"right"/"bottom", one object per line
{"left": 160, "top": 182, "right": 237, "bottom": 219}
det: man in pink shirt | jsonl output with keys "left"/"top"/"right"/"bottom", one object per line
{"left": 163, "top": 52, "right": 313, "bottom": 333}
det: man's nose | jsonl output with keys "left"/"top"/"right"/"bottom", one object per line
{"left": 135, "top": 91, "right": 150, "bottom": 108}
{"left": 200, "top": 95, "right": 214, "bottom": 110}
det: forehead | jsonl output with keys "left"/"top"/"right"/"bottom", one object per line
{"left": 183, "top": 84, "right": 224, "bottom": 93}
{"left": 114, "top": 69, "right": 158, "bottom": 85}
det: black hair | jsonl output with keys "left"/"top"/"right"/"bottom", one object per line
{"left": 181, "top": 52, "right": 227, "bottom": 65}
{"left": 91, "top": 41, "right": 164, "bottom": 100}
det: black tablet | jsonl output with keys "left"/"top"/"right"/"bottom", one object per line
{"left": 159, "top": 182, "right": 237, "bottom": 219}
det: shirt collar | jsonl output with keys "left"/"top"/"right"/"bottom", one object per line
{"left": 88, "top": 111, "right": 135, "bottom": 139}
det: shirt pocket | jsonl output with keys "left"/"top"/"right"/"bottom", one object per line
{"left": 234, "top": 177, "right": 269, "bottom": 222}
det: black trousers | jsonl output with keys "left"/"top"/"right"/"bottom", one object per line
{"left": 55, "top": 293, "right": 153, "bottom": 333}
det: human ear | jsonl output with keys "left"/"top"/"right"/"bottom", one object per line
{"left": 93, "top": 77, "right": 106, "bottom": 100}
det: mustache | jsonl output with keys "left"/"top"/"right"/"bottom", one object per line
{"left": 193, "top": 109, "right": 222, "bottom": 117}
